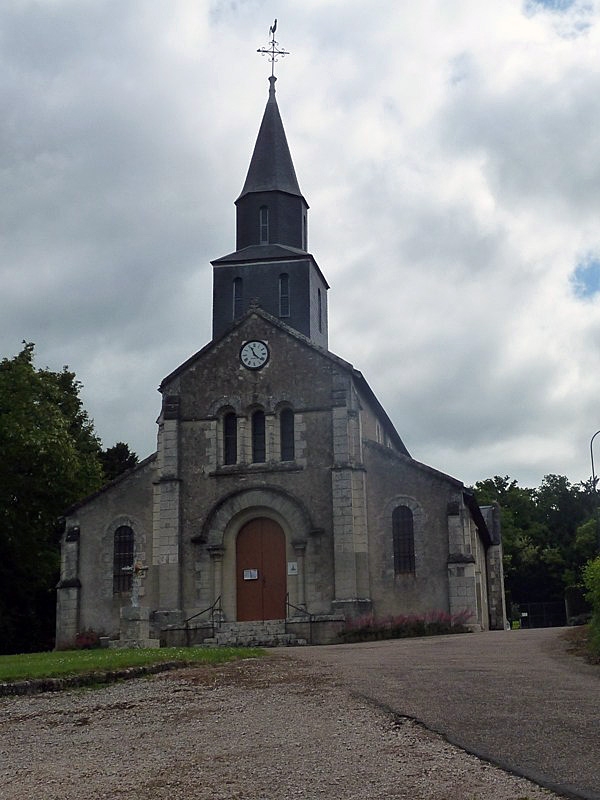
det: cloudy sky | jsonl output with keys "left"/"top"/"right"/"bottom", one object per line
{"left": 2, "top": 0, "right": 600, "bottom": 489}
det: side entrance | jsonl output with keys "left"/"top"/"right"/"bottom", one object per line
{"left": 236, "top": 518, "right": 286, "bottom": 621}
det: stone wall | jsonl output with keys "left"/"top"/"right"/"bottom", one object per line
{"left": 56, "top": 457, "right": 156, "bottom": 646}
{"left": 482, "top": 504, "right": 507, "bottom": 630}
{"left": 161, "top": 314, "right": 340, "bottom": 621}
{"left": 363, "top": 440, "right": 459, "bottom": 619}
{"left": 57, "top": 310, "right": 504, "bottom": 643}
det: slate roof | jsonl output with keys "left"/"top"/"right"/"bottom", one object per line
{"left": 463, "top": 492, "right": 494, "bottom": 547}
{"left": 236, "top": 76, "right": 305, "bottom": 202}
{"left": 211, "top": 244, "right": 330, "bottom": 290}
{"left": 212, "top": 243, "right": 309, "bottom": 265}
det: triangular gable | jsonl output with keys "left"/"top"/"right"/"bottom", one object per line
{"left": 62, "top": 452, "right": 157, "bottom": 516}
{"left": 159, "top": 307, "right": 409, "bottom": 456}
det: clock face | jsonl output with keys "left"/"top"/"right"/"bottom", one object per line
{"left": 240, "top": 340, "right": 269, "bottom": 370}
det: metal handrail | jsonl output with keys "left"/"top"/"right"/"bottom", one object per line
{"left": 183, "top": 595, "right": 222, "bottom": 646}
{"left": 285, "top": 593, "right": 314, "bottom": 645}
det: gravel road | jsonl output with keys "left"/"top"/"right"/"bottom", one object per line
{"left": 0, "top": 655, "right": 563, "bottom": 800}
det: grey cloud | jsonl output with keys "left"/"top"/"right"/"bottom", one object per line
{"left": 439, "top": 69, "right": 600, "bottom": 219}
{"left": 2, "top": 1, "right": 600, "bottom": 489}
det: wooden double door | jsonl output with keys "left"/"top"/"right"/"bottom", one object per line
{"left": 236, "top": 518, "right": 286, "bottom": 621}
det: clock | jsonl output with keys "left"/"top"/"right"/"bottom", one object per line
{"left": 240, "top": 340, "right": 269, "bottom": 370}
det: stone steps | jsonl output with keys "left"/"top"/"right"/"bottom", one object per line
{"left": 203, "top": 619, "right": 307, "bottom": 648}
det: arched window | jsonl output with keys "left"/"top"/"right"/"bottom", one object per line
{"left": 252, "top": 410, "right": 266, "bottom": 463}
{"left": 279, "top": 273, "right": 290, "bottom": 317}
{"left": 233, "top": 277, "right": 243, "bottom": 320}
{"left": 113, "top": 525, "right": 134, "bottom": 593}
{"left": 259, "top": 206, "right": 269, "bottom": 244}
{"left": 303, "top": 214, "right": 308, "bottom": 250}
{"left": 223, "top": 412, "right": 237, "bottom": 465}
{"left": 280, "top": 408, "right": 295, "bottom": 461}
{"left": 393, "top": 506, "right": 415, "bottom": 574}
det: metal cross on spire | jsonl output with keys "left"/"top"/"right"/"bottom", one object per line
{"left": 257, "top": 19, "right": 289, "bottom": 77}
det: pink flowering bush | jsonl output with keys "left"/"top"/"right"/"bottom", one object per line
{"left": 74, "top": 629, "right": 101, "bottom": 649}
{"left": 338, "top": 609, "right": 473, "bottom": 643}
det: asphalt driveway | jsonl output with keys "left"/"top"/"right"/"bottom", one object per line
{"left": 292, "top": 627, "right": 600, "bottom": 800}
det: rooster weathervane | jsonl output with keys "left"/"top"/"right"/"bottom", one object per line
{"left": 257, "top": 19, "right": 289, "bottom": 77}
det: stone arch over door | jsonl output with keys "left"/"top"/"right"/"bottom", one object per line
{"left": 202, "top": 487, "right": 313, "bottom": 621}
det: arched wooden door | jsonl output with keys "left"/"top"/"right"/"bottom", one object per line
{"left": 236, "top": 518, "right": 286, "bottom": 621}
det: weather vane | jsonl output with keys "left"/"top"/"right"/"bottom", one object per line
{"left": 257, "top": 19, "right": 289, "bottom": 77}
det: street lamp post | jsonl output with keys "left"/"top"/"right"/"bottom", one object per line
{"left": 590, "top": 430, "right": 600, "bottom": 553}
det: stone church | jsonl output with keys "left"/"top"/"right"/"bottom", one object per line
{"left": 56, "top": 73, "right": 505, "bottom": 648}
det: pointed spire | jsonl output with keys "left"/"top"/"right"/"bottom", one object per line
{"left": 237, "top": 76, "right": 303, "bottom": 200}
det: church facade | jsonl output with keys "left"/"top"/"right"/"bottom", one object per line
{"left": 56, "top": 75, "right": 505, "bottom": 648}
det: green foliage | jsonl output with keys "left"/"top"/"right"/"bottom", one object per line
{"left": 473, "top": 474, "right": 598, "bottom": 605}
{"left": 574, "top": 519, "right": 598, "bottom": 563}
{"left": 583, "top": 557, "right": 600, "bottom": 659}
{"left": 583, "top": 556, "right": 600, "bottom": 607}
{"left": 0, "top": 646, "right": 264, "bottom": 683}
{"left": 100, "top": 441, "right": 138, "bottom": 482}
{"left": 0, "top": 343, "right": 104, "bottom": 654}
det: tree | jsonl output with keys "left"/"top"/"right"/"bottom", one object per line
{"left": 583, "top": 556, "right": 600, "bottom": 659}
{"left": 473, "top": 476, "right": 547, "bottom": 602}
{"left": 474, "top": 473, "right": 599, "bottom": 606}
{"left": 574, "top": 519, "right": 598, "bottom": 565}
{"left": 100, "top": 441, "right": 138, "bottom": 482}
{"left": 0, "top": 343, "right": 104, "bottom": 653}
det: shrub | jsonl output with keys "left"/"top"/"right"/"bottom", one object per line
{"left": 74, "top": 629, "right": 101, "bottom": 650}
{"left": 338, "top": 609, "right": 473, "bottom": 643}
{"left": 582, "top": 556, "right": 600, "bottom": 662}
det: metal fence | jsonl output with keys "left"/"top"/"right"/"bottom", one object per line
{"left": 515, "top": 601, "right": 566, "bottom": 628}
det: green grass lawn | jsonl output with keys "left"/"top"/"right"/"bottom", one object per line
{"left": 0, "top": 646, "right": 264, "bottom": 683}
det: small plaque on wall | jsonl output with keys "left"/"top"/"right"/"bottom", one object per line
{"left": 243, "top": 569, "right": 258, "bottom": 581}
{"left": 287, "top": 562, "right": 298, "bottom": 576}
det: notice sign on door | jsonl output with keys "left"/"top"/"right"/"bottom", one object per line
{"left": 287, "top": 562, "right": 298, "bottom": 575}
{"left": 243, "top": 569, "right": 258, "bottom": 581}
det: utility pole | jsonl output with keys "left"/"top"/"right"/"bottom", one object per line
{"left": 590, "top": 430, "right": 600, "bottom": 553}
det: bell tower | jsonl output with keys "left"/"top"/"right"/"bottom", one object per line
{"left": 236, "top": 75, "right": 308, "bottom": 252}
{"left": 211, "top": 33, "right": 329, "bottom": 348}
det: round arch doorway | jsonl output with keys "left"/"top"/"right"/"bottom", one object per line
{"left": 236, "top": 518, "right": 286, "bottom": 621}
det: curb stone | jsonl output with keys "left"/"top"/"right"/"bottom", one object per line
{"left": 0, "top": 660, "right": 185, "bottom": 696}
